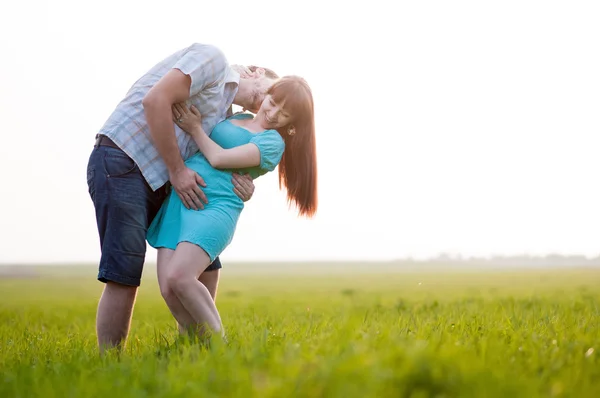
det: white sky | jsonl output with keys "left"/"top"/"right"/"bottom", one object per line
{"left": 0, "top": 0, "right": 599, "bottom": 264}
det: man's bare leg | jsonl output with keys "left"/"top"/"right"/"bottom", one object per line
{"left": 96, "top": 282, "right": 138, "bottom": 354}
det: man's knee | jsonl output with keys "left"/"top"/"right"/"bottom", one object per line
{"left": 102, "top": 281, "right": 138, "bottom": 306}
{"left": 96, "top": 282, "right": 138, "bottom": 348}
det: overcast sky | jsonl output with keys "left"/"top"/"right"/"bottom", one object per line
{"left": 1, "top": 0, "right": 599, "bottom": 264}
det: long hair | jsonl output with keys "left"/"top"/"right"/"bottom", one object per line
{"left": 267, "top": 76, "right": 318, "bottom": 218}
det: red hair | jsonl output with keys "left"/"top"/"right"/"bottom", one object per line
{"left": 268, "top": 76, "right": 318, "bottom": 218}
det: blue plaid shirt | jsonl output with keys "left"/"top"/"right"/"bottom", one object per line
{"left": 98, "top": 43, "right": 239, "bottom": 191}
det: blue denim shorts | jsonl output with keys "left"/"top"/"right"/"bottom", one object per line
{"left": 86, "top": 142, "right": 222, "bottom": 287}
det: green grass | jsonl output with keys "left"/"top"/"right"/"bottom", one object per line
{"left": 1, "top": 264, "right": 599, "bottom": 397}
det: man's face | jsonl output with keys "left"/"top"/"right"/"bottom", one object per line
{"left": 247, "top": 72, "right": 276, "bottom": 113}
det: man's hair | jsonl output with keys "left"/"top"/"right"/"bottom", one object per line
{"left": 248, "top": 65, "right": 279, "bottom": 79}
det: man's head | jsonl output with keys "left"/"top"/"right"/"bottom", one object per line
{"left": 233, "top": 65, "right": 279, "bottom": 113}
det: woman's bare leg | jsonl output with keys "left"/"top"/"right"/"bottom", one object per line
{"left": 199, "top": 269, "right": 220, "bottom": 301}
{"left": 177, "top": 269, "right": 221, "bottom": 334}
{"left": 157, "top": 248, "right": 196, "bottom": 332}
{"left": 166, "top": 242, "right": 223, "bottom": 337}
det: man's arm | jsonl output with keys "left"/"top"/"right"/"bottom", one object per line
{"left": 142, "top": 69, "right": 207, "bottom": 210}
{"left": 143, "top": 69, "right": 189, "bottom": 174}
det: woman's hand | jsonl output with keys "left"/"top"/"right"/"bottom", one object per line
{"left": 231, "top": 64, "right": 252, "bottom": 78}
{"left": 173, "top": 103, "right": 204, "bottom": 136}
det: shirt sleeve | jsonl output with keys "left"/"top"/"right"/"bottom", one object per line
{"left": 249, "top": 130, "right": 285, "bottom": 172}
{"left": 172, "top": 44, "right": 228, "bottom": 96}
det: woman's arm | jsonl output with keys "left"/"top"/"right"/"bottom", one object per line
{"left": 191, "top": 127, "right": 261, "bottom": 170}
{"left": 173, "top": 104, "right": 261, "bottom": 169}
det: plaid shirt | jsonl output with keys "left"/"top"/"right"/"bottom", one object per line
{"left": 98, "top": 43, "right": 239, "bottom": 191}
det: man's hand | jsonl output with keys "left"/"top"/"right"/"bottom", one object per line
{"left": 232, "top": 173, "right": 255, "bottom": 202}
{"left": 170, "top": 167, "right": 208, "bottom": 210}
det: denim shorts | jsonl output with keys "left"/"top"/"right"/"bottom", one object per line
{"left": 86, "top": 142, "right": 222, "bottom": 287}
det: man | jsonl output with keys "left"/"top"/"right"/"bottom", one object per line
{"left": 86, "top": 43, "right": 279, "bottom": 353}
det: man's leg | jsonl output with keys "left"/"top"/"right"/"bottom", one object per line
{"left": 96, "top": 282, "right": 138, "bottom": 351}
{"left": 87, "top": 142, "right": 166, "bottom": 353}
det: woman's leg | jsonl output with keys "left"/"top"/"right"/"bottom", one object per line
{"left": 199, "top": 269, "right": 220, "bottom": 301}
{"left": 157, "top": 248, "right": 196, "bottom": 332}
{"left": 166, "top": 242, "right": 224, "bottom": 337}
{"left": 177, "top": 269, "right": 221, "bottom": 335}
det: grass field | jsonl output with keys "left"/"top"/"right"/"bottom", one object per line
{"left": 1, "top": 263, "right": 599, "bottom": 397}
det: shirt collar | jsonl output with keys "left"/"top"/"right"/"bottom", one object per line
{"left": 225, "top": 67, "right": 240, "bottom": 85}
{"left": 224, "top": 68, "right": 240, "bottom": 117}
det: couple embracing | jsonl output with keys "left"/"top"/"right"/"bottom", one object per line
{"left": 86, "top": 43, "right": 317, "bottom": 352}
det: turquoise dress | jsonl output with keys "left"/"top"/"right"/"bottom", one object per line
{"left": 146, "top": 113, "right": 285, "bottom": 261}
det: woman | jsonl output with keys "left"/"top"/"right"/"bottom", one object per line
{"left": 146, "top": 76, "right": 318, "bottom": 338}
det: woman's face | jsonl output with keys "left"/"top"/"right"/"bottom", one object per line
{"left": 256, "top": 95, "right": 293, "bottom": 129}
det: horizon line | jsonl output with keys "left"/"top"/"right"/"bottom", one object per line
{"left": 2, "top": 253, "right": 600, "bottom": 267}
